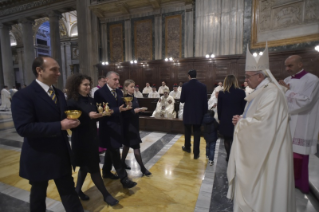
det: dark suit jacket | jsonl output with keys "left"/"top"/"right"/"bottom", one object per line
{"left": 11, "top": 80, "right": 71, "bottom": 181}
{"left": 180, "top": 79, "right": 208, "bottom": 125}
{"left": 217, "top": 86, "right": 246, "bottom": 137}
{"left": 94, "top": 85, "right": 125, "bottom": 149}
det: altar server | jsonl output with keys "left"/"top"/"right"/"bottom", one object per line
{"left": 152, "top": 88, "right": 176, "bottom": 118}
{"left": 279, "top": 55, "right": 319, "bottom": 194}
{"left": 169, "top": 84, "right": 181, "bottom": 99}
{"left": 228, "top": 44, "right": 295, "bottom": 212}
{"left": 148, "top": 85, "right": 160, "bottom": 98}
{"left": 142, "top": 82, "right": 152, "bottom": 94}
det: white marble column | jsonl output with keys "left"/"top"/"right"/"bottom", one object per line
{"left": 16, "top": 48, "right": 25, "bottom": 85}
{"left": 124, "top": 19, "right": 132, "bottom": 61}
{"left": 19, "top": 18, "right": 35, "bottom": 85}
{"left": 0, "top": 24, "right": 15, "bottom": 87}
{"left": 184, "top": 6, "right": 194, "bottom": 58}
{"left": 100, "top": 22, "right": 108, "bottom": 62}
{"left": 49, "top": 11, "right": 63, "bottom": 89}
{"left": 154, "top": 14, "right": 162, "bottom": 59}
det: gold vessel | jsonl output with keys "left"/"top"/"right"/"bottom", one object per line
{"left": 65, "top": 110, "right": 82, "bottom": 119}
{"left": 122, "top": 96, "right": 133, "bottom": 108}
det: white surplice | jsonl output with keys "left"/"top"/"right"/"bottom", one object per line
{"left": 152, "top": 95, "right": 176, "bottom": 118}
{"left": 134, "top": 91, "right": 143, "bottom": 98}
{"left": 178, "top": 103, "right": 184, "bottom": 120}
{"left": 1, "top": 89, "right": 11, "bottom": 110}
{"left": 227, "top": 78, "right": 295, "bottom": 212}
{"left": 148, "top": 91, "right": 160, "bottom": 98}
{"left": 158, "top": 85, "right": 169, "bottom": 94}
{"left": 178, "top": 86, "right": 182, "bottom": 92}
{"left": 284, "top": 72, "right": 319, "bottom": 155}
{"left": 142, "top": 86, "right": 152, "bottom": 94}
{"left": 169, "top": 90, "right": 181, "bottom": 99}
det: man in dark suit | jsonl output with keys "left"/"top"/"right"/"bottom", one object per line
{"left": 11, "top": 56, "right": 84, "bottom": 212}
{"left": 180, "top": 70, "right": 208, "bottom": 159}
{"left": 94, "top": 71, "right": 137, "bottom": 188}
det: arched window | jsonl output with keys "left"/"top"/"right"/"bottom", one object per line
{"left": 70, "top": 23, "right": 78, "bottom": 37}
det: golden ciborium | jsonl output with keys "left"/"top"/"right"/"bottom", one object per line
{"left": 64, "top": 110, "right": 82, "bottom": 136}
{"left": 96, "top": 102, "right": 111, "bottom": 116}
{"left": 122, "top": 96, "right": 133, "bottom": 109}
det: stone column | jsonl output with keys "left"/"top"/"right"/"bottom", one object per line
{"left": 60, "top": 43, "right": 66, "bottom": 87}
{"left": 49, "top": 11, "right": 63, "bottom": 89}
{"left": 0, "top": 41, "right": 4, "bottom": 88}
{"left": 0, "top": 23, "right": 15, "bottom": 87}
{"left": 64, "top": 42, "right": 72, "bottom": 79}
{"left": 154, "top": 13, "right": 162, "bottom": 59}
{"left": 100, "top": 22, "right": 108, "bottom": 62}
{"left": 184, "top": 5, "right": 194, "bottom": 58}
{"left": 19, "top": 18, "right": 35, "bottom": 85}
{"left": 16, "top": 48, "right": 25, "bottom": 85}
{"left": 77, "top": 0, "right": 99, "bottom": 83}
{"left": 124, "top": 19, "right": 132, "bottom": 61}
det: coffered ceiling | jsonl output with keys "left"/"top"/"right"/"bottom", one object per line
{"left": 90, "top": 0, "right": 193, "bottom": 19}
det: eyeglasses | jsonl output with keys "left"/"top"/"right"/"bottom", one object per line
{"left": 245, "top": 73, "right": 260, "bottom": 79}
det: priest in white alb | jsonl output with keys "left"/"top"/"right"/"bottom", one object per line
{"left": 148, "top": 85, "right": 160, "bottom": 98}
{"left": 279, "top": 55, "right": 319, "bottom": 194}
{"left": 178, "top": 81, "right": 183, "bottom": 92}
{"left": 158, "top": 81, "right": 169, "bottom": 94}
{"left": 208, "top": 86, "right": 223, "bottom": 110}
{"left": 142, "top": 82, "right": 152, "bottom": 94}
{"left": 1, "top": 86, "right": 11, "bottom": 111}
{"left": 152, "top": 88, "right": 176, "bottom": 118}
{"left": 228, "top": 44, "right": 295, "bottom": 212}
{"left": 169, "top": 84, "right": 181, "bottom": 99}
{"left": 134, "top": 85, "right": 143, "bottom": 98}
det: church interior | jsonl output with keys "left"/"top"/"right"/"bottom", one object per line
{"left": 0, "top": 0, "right": 319, "bottom": 211}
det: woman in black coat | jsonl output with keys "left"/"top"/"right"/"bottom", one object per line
{"left": 121, "top": 79, "right": 151, "bottom": 176}
{"left": 217, "top": 75, "right": 246, "bottom": 161}
{"left": 66, "top": 74, "right": 118, "bottom": 206}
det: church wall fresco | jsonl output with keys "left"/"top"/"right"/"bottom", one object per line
{"left": 164, "top": 14, "right": 183, "bottom": 59}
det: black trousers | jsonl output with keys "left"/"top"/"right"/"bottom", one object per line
{"left": 184, "top": 124, "right": 201, "bottom": 156}
{"left": 29, "top": 175, "right": 83, "bottom": 212}
{"left": 102, "top": 147, "right": 127, "bottom": 179}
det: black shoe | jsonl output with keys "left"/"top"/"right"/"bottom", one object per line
{"left": 182, "top": 146, "right": 191, "bottom": 153}
{"left": 194, "top": 154, "right": 199, "bottom": 159}
{"left": 76, "top": 190, "right": 90, "bottom": 201}
{"left": 141, "top": 168, "right": 152, "bottom": 176}
{"left": 104, "top": 195, "right": 119, "bottom": 206}
{"left": 103, "top": 172, "right": 119, "bottom": 179}
{"left": 123, "top": 162, "right": 131, "bottom": 170}
{"left": 121, "top": 177, "right": 137, "bottom": 189}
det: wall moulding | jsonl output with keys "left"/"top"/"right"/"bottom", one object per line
{"left": 250, "top": 0, "right": 319, "bottom": 49}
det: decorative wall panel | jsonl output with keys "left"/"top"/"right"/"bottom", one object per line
{"left": 165, "top": 14, "right": 182, "bottom": 58}
{"left": 98, "top": 48, "right": 319, "bottom": 94}
{"left": 251, "top": 0, "right": 319, "bottom": 48}
{"left": 134, "top": 19, "right": 153, "bottom": 61}
{"left": 109, "top": 23, "right": 124, "bottom": 62}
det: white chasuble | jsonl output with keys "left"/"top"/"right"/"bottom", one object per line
{"left": 227, "top": 80, "right": 295, "bottom": 212}
{"left": 1, "top": 89, "right": 11, "bottom": 110}
{"left": 158, "top": 85, "right": 169, "bottom": 94}
{"left": 134, "top": 91, "right": 143, "bottom": 98}
{"left": 142, "top": 86, "right": 152, "bottom": 94}
{"left": 169, "top": 91, "right": 181, "bottom": 99}
{"left": 284, "top": 72, "right": 319, "bottom": 155}
{"left": 152, "top": 96, "right": 176, "bottom": 118}
{"left": 148, "top": 91, "right": 160, "bottom": 98}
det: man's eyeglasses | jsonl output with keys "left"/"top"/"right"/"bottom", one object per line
{"left": 245, "top": 73, "right": 260, "bottom": 79}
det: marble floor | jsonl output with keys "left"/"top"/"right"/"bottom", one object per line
{"left": 0, "top": 111, "right": 319, "bottom": 212}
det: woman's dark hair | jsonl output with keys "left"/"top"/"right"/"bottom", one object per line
{"left": 66, "top": 73, "right": 92, "bottom": 101}
{"left": 188, "top": 70, "right": 197, "bottom": 78}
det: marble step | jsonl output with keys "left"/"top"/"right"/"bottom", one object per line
{"left": 309, "top": 154, "right": 319, "bottom": 200}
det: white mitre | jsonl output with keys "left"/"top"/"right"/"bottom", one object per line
{"left": 246, "top": 42, "right": 285, "bottom": 95}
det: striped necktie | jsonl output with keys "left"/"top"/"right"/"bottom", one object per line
{"left": 48, "top": 87, "right": 57, "bottom": 104}
{"left": 111, "top": 89, "right": 117, "bottom": 100}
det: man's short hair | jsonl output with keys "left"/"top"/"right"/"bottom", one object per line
{"left": 188, "top": 70, "right": 197, "bottom": 78}
{"left": 106, "top": 71, "right": 119, "bottom": 78}
{"left": 98, "top": 76, "right": 105, "bottom": 80}
{"left": 3, "top": 85, "right": 7, "bottom": 88}
{"left": 32, "top": 56, "right": 52, "bottom": 77}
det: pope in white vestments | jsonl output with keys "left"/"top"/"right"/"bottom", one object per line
{"left": 1, "top": 87, "right": 11, "bottom": 111}
{"left": 279, "top": 55, "right": 319, "bottom": 193}
{"left": 227, "top": 44, "right": 295, "bottom": 212}
{"left": 152, "top": 88, "right": 176, "bottom": 118}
